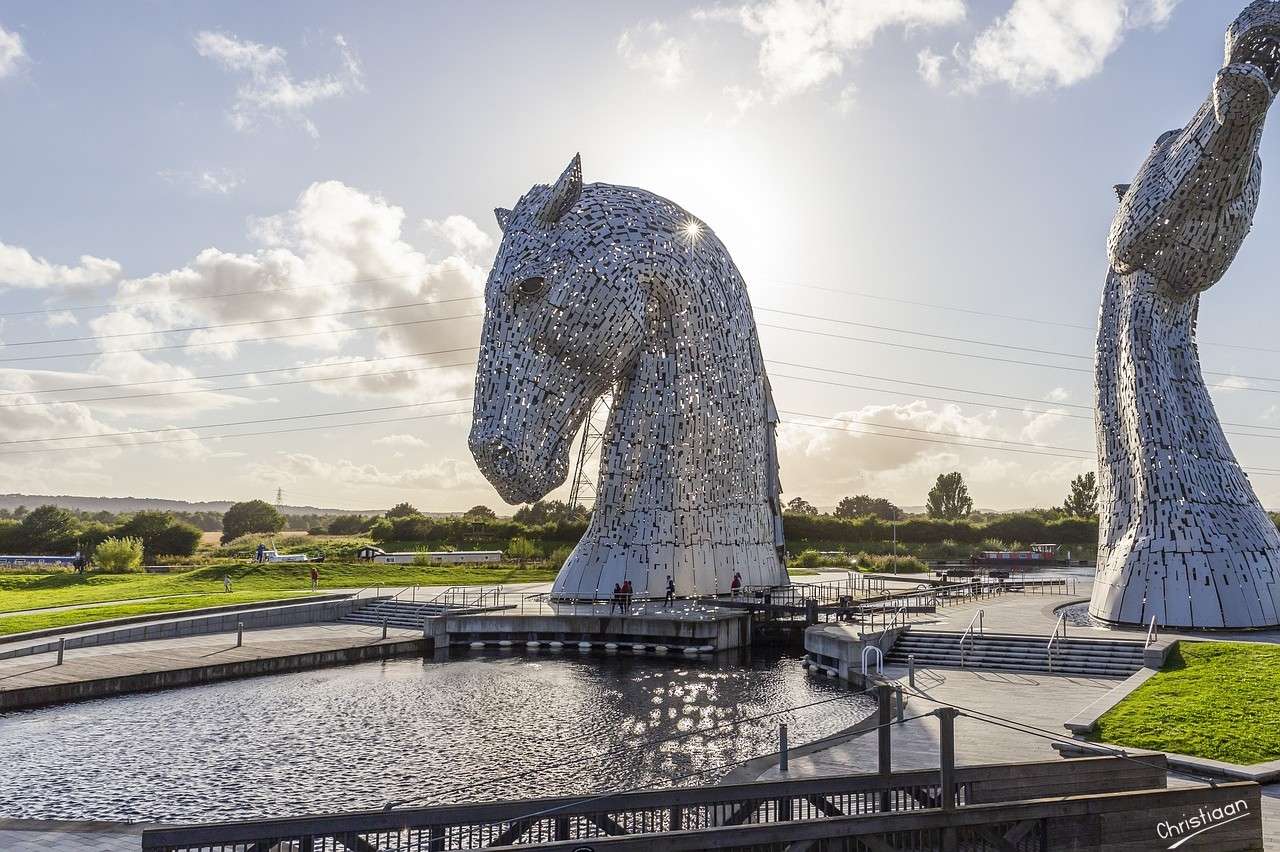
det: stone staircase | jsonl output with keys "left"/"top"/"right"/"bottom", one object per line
{"left": 342, "top": 599, "right": 456, "bottom": 630}
{"left": 886, "top": 630, "right": 1145, "bottom": 677}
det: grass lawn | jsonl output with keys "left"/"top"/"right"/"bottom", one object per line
{"left": 1092, "top": 641, "right": 1280, "bottom": 765}
{"left": 0, "top": 561, "right": 561, "bottom": 617}
{"left": 0, "top": 591, "right": 318, "bottom": 636}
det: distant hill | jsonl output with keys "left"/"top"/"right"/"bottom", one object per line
{"left": 0, "top": 494, "right": 455, "bottom": 518}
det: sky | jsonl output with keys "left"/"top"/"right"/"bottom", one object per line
{"left": 1, "top": 0, "right": 1279, "bottom": 514}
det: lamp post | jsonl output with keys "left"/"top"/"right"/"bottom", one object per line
{"left": 890, "top": 506, "right": 901, "bottom": 573}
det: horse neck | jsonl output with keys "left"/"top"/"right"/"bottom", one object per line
{"left": 596, "top": 268, "right": 772, "bottom": 520}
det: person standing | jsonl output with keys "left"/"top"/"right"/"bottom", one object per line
{"left": 610, "top": 583, "right": 622, "bottom": 614}
{"left": 256, "top": 543, "right": 266, "bottom": 564}
{"left": 309, "top": 565, "right": 319, "bottom": 591}
{"left": 665, "top": 575, "right": 675, "bottom": 607}
{"left": 222, "top": 573, "right": 232, "bottom": 593}
{"left": 730, "top": 572, "right": 742, "bottom": 594}
{"left": 621, "top": 579, "right": 633, "bottom": 614}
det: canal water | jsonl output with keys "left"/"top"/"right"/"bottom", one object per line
{"left": 0, "top": 649, "right": 875, "bottom": 822}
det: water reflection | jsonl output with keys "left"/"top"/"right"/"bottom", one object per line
{"left": 0, "top": 649, "right": 874, "bottom": 822}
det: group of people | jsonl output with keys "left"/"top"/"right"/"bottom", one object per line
{"left": 608, "top": 574, "right": 682, "bottom": 613}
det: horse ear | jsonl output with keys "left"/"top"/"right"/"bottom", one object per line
{"left": 539, "top": 154, "right": 582, "bottom": 224}
{"left": 494, "top": 207, "right": 513, "bottom": 233}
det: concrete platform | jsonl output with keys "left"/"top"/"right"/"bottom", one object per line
{"left": 0, "top": 622, "right": 430, "bottom": 711}
{"left": 0, "top": 819, "right": 147, "bottom": 852}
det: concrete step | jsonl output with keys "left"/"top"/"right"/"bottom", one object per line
{"left": 888, "top": 630, "right": 1145, "bottom": 676}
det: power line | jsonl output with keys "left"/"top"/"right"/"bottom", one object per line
{"left": 778, "top": 409, "right": 1280, "bottom": 476}
{"left": 769, "top": 371, "right": 1280, "bottom": 442}
{"left": 0, "top": 346, "right": 479, "bottom": 398}
{"left": 761, "top": 322, "right": 1280, "bottom": 393}
{"left": 758, "top": 306, "right": 1280, "bottom": 384}
{"left": 0, "top": 397, "right": 474, "bottom": 447}
{"left": 3, "top": 296, "right": 481, "bottom": 347}
{"left": 779, "top": 409, "right": 1092, "bottom": 461}
{"left": 758, "top": 279, "right": 1280, "bottom": 356}
{"left": 0, "top": 270, "right": 438, "bottom": 319}
{"left": 0, "top": 408, "right": 474, "bottom": 458}
{"left": 758, "top": 306, "right": 1088, "bottom": 361}
{"left": 0, "top": 360, "right": 475, "bottom": 409}
{"left": 0, "top": 312, "right": 483, "bottom": 364}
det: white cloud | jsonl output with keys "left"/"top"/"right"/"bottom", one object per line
{"left": 250, "top": 451, "right": 482, "bottom": 491}
{"left": 194, "top": 30, "right": 364, "bottom": 138}
{"left": 617, "top": 21, "right": 687, "bottom": 87}
{"left": 0, "top": 23, "right": 25, "bottom": 78}
{"left": 105, "top": 181, "right": 485, "bottom": 392}
{"left": 917, "top": 47, "right": 946, "bottom": 86}
{"left": 723, "top": 84, "right": 764, "bottom": 117}
{"left": 373, "top": 433, "right": 428, "bottom": 448}
{"left": 0, "top": 242, "right": 123, "bottom": 289}
{"left": 44, "top": 311, "right": 78, "bottom": 329}
{"left": 421, "top": 214, "right": 495, "bottom": 259}
{"left": 1045, "top": 386, "right": 1071, "bottom": 402}
{"left": 1211, "top": 375, "right": 1251, "bottom": 393}
{"left": 158, "top": 168, "right": 243, "bottom": 195}
{"left": 955, "top": 0, "right": 1180, "bottom": 93}
{"left": 835, "top": 82, "right": 858, "bottom": 114}
{"left": 699, "top": 0, "right": 965, "bottom": 99}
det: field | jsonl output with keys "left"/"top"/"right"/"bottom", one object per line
{"left": 0, "top": 544, "right": 562, "bottom": 636}
{"left": 1092, "top": 641, "right": 1280, "bottom": 765}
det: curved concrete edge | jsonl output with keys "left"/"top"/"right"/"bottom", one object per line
{"left": 1052, "top": 740, "right": 1280, "bottom": 783}
{"left": 1063, "top": 667, "right": 1159, "bottom": 734}
{"left": 718, "top": 697, "right": 896, "bottom": 787}
{"left": 1063, "top": 638, "right": 1178, "bottom": 734}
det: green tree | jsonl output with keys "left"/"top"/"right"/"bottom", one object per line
{"left": 327, "top": 514, "right": 373, "bottom": 535}
{"left": 94, "top": 536, "right": 144, "bottom": 572}
{"left": 1061, "top": 472, "right": 1099, "bottom": 517}
{"left": 785, "top": 497, "right": 819, "bottom": 516}
{"left": 385, "top": 502, "right": 420, "bottom": 519}
{"left": 14, "top": 505, "right": 80, "bottom": 553}
{"left": 221, "top": 500, "right": 285, "bottom": 544}
{"left": 513, "top": 500, "right": 588, "bottom": 524}
{"left": 834, "top": 495, "right": 901, "bottom": 521}
{"left": 464, "top": 505, "right": 497, "bottom": 519}
{"left": 506, "top": 536, "right": 539, "bottom": 567}
{"left": 114, "top": 511, "right": 201, "bottom": 559}
{"left": 926, "top": 472, "right": 974, "bottom": 520}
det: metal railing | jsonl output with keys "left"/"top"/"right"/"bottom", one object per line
{"left": 958, "top": 609, "right": 984, "bottom": 668}
{"left": 140, "top": 752, "right": 1204, "bottom": 852}
{"left": 1046, "top": 612, "right": 1067, "bottom": 672}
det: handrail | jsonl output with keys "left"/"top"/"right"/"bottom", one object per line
{"left": 958, "top": 608, "right": 984, "bottom": 667}
{"left": 1145, "top": 615, "right": 1159, "bottom": 648}
{"left": 860, "top": 643, "right": 884, "bottom": 677}
{"left": 1047, "top": 612, "right": 1067, "bottom": 672}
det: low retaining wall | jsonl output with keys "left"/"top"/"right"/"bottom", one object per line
{"left": 0, "top": 596, "right": 376, "bottom": 662}
{"left": 0, "top": 636, "right": 429, "bottom": 712}
{"left": 445, "top": 612, "right": 750, "bottom": 651}
{"left": 803, "top": 622, "right": 906, "bottom": 681}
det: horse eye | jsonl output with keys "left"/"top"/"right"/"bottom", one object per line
{"left": 516, "top": 276, "right": 548, "bottom": 297}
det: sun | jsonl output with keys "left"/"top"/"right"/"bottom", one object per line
{"left": 681, "top": 219, "right": 703, "bottom": 243}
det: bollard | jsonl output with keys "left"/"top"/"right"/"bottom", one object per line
{"left": 908, "top": 653, "right": 915, "bottom": 688}
{"left": 779, "top": 723, "right": 789, "bottom": 772}
{"left": 57, "top": 637, "right": 65, "bottom": 666}
{"left": 237, "top": 621, "right": 243, "bottom": 648}
{"left": 877, "top": 683, "right": 892, "bottom": 812}
{"left": 382, "top": 618, "right": 388, "bottom": 640}
{"left": 895, "top": 685, "right": 904, "bottom": 723}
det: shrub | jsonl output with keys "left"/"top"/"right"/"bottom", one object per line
{"left": 549, "top": 545, "right": 575, "bottom": 567}
{"left": 506, "top": 537, "right": 539, "bottom": 566}
{"left": 94, "top": 536, "right": 144, "bottom": 572}
{"left": 791, "top": 549, "right": 849, "bottom": 570}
